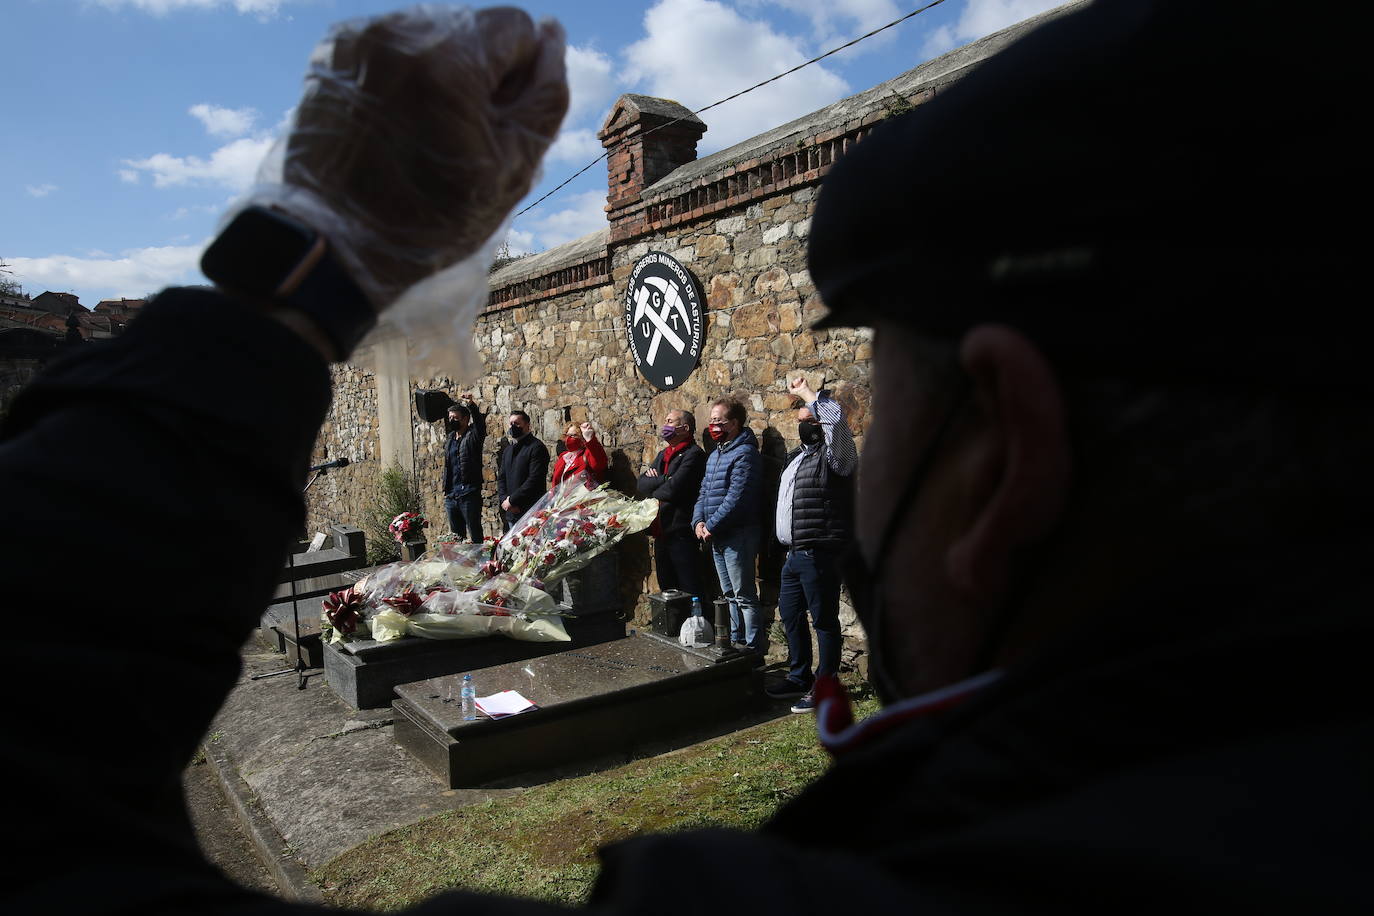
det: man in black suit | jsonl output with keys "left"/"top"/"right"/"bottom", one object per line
{"left": 496, "top": 408, "right": 549, "bottom": 530}
{"left": 638, "top": 408, "right": 707, "bottom": 600}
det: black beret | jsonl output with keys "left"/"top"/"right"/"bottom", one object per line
{"left": 808, "top": 0, "right": 1366, "bottom": 388}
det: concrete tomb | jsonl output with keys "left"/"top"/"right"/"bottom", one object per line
{"left": 392, "top": 629, "right": 763, "bottom": 788}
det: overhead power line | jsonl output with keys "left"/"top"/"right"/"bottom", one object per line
{"left": 515, "top": 0, "right": 949, "bottom": 219}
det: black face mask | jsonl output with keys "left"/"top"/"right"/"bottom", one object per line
{"left": 843, "top": 382, "right": 970, "bottom": 705}
{"left": 446, "top": 418, "right": 463, "bottom": 434}
{"left": 508, "top": 424, "right": 524, "bottom": 440}
{"left": 798, "top": 419, "right": 823, "bottom": 445}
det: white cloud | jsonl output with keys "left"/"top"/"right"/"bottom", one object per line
{"left": 566, "top": 45, "right": 618, "bottom": 124}
{"left": 922, "top": 0, "right": 1062, "bottom": 58}
{"left": 623, "top": 0, "right": 849, "bottom": 153}
{"left": 25, "top": 184, "right": 58, "bottom": 198}
{"left": 543, "top": 46, "right": 617, "bottom": 165}
{"left": 7, "top": 243, "right": 206, "bottom": 305}
{"left": 92, "top": 0, "right": 284, "bottom": 16}
{"left": 516, "top": 190, "right": 607, "bottom": 251}
{"left": 546, "top": 128, "right": 604, "bottom": 165}
{"left": 121, "top": 103, "right": 289, "bottom": 192}
{"left": 189, "top": 103, "right": 258, "bottom": 138}
{"left": 746, "top": 0, "right": 903, "bottom": 50}
{"left": 503, "top": 228, "right": 537, "bottom": 257}
{"left": 169, "top": 203, "right": 223, "bottom": 221}
{"left": 122, "top": 135, "right": 273, "bottom": 191}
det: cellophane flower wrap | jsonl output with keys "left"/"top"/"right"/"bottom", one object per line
{"left": 320, "top": 541, "right": 559, "bottom": 644}
{"left": 320, "top": 472, "right": 654, "bottom": 645}
{"left": 490, "top": 470, "right": 658, "bottom": 585}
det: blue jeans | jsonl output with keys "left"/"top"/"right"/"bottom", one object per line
{"left": 445, "top": 488, "right": 483, "bottom": 542}
{"left": 776, "top": 546, "right": 844, "bottom": 687}
{"left": 710, "top": 526, "right": 763, "bottom": 651}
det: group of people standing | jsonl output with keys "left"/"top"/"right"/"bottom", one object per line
{"left": 442, "top": 400, "right": 610, "bottom": 537}
{"left": 639, "top": 378, "right": 857, "bottom": 712}
{"left": 440, "top": 376, "right": 857, "bottom": 714}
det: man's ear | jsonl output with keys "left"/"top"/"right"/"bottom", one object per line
{"left": 945, "top": 324, "right": 1071, "bottom": 600}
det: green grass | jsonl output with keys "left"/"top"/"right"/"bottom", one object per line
{"left": 315, "top": 679, "right": 877, "bottom": 911}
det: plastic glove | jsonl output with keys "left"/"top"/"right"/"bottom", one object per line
{"left": 239, "top": 5, "right": 568, "bottom": 313}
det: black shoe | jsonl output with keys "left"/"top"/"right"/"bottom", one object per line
{"left": 765, "top": 678, "right": 808, "bottom": 700}
{"left": 790, "top": 692, "right": 816, "bottom": 713}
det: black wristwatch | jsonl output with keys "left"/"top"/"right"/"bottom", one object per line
{"left": 200, "top": 205, "right": 377, "bottom": 358}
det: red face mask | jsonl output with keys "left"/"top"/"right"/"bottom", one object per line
{"left": 564, "top": 436, "right": 584, "bottom": 450}
{"left": 708, "top": 424, "right": 726, "bottom": 442}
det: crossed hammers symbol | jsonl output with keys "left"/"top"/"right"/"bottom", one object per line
{"left": 631, "top": 276, "right": 689, "bottom": 366}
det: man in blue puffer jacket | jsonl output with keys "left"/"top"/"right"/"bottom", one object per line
{"left": 693, "top": 397, "right": 765, "bottom": 655}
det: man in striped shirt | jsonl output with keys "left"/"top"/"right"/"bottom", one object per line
{"left": 766, "top": 375, "right": 858, "bottom": 711}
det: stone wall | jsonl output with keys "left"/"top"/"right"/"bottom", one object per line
{"left": 303, "top": 354, "right": 381, "bottom": 547}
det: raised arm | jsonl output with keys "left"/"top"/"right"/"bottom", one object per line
{"left": 811, "top": 393, "right": 856, "bottom": 477}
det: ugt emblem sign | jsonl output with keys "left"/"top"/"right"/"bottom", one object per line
{"left": 623, "top": 251, "right": 704, "bottom": 391}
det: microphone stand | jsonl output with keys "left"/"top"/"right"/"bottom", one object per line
{"left": 252, "top": 463, "right": 336, "bottom": 687}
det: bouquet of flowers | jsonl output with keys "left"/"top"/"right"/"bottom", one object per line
{"left": 490, "top": 471, "right": 658, "bottom": 586}
{"left": 321, "top": 557, "right": 565, "bottom": 645}
{"left": 388, "top": 511, "right": 427, "bottom": 543}
{"left": 321, "top": 474, "right": 652, "bottom": 645}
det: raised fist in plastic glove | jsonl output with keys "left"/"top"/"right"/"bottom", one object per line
{"left": 249, "top": 5, "right": 568, "bottom": 312}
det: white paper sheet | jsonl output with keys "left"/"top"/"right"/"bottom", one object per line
{"left": 475, "top": 690, "right": 537, "bottom": 718}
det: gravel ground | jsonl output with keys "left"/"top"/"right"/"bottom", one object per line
{"left": 183, "top": 757, "right": 281, "bottom": 897}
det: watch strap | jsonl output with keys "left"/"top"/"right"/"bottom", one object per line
{"left": 282, "top": 245, "right": 377, "bottom": 359}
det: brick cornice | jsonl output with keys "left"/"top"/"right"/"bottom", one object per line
{"left": 608, "top": 106, "right": 906, "bottom": 244}
{"left": 484, "top": 254, "right": 611, "bottom": 315}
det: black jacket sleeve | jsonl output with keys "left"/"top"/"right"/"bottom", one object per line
{"left": 510, "top": 439, "right": 550, "bottom": 510}
{"left": 0, "top": 288, "right": 333, "bottom": 911}
{"left": 458, "top": 402, "right": 487, "bottom": 490}
{"left": 648, "top": 444, "right": 705, "bottom": 508}
{"left": 443, "top": 435, "right": 455, "bottom": 494}
{"left": 637, "top": 448, "right": 668, "bottom": 498}
{"left": 496, "top": 440, "right": 509, "bottom": 501}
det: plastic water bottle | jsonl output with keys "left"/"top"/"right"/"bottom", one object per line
{"left": 460, "top": 673, "right": 477, "bottom": 721}
{"left": 692, "top": 597, "right": 703, "bottom": 617}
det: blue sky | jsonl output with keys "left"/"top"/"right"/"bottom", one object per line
{"left": 2, "top": 0, "right": 1059, "bottom": 309}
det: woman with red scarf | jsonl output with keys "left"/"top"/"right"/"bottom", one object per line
{"left": 551, "top": 420, "right": 608, "bottom": 488}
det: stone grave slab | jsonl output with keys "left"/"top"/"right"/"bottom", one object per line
{"left": 324, "top": 608, "right": 626, "bottom": 710}
{"left": 392, "top": 630, "right": 764, "bottom": 788}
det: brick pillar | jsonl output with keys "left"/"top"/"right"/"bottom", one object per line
{"left": 598, "top": 94, "right": 706, "bottom": 243}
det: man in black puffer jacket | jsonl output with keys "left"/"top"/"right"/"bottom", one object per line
{"left": 765, "top": 375, "right": 857, "bottom": 711}
{"left": 442, "top": 394, "right": 487, "bottom": 542}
